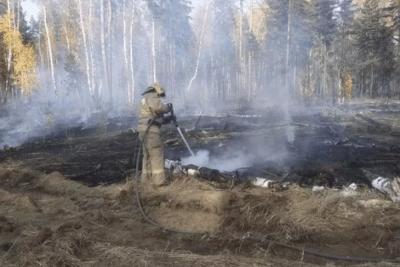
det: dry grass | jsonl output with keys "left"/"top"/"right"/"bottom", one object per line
{"left": 222, "top": 184, "right": 400, "bottom": 246}
{"left": 93, "top": 243, "right": 304, "bottom": 267}
{"left": 1, "top": 163, "right": 400, "bottom": 266}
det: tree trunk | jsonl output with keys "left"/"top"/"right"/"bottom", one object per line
{"left": 323, "top": 44, "right": 328, "bottom": 99}
{"left": 100, "top": 0, "right": 108, "bottom": 101}
{"left": 107, "top": 0, "right": 113, "bottom": 106}
{"left": 16, "top": 0, "right": 20, "bottom": 29}
{"left": 43, "top": 5, "right": 57, "bottom": 95}
{"left": 63, "top": 25, "right": 71, "bottom": 53}
{"left": 5, "top": 0, "right": 13, "bottom": 101}
{"left": 239, "top": 0, "right": 244, "bottom": 98}
{"left": 88, "top": 0, "right": 97, "bottom": 100}
{"left": 185, "top": 1, "right": 210, "bottom": 95}
{"left": 250, "top": 0, "right": 254, "bottom": 32}
{"left": 129, "top": 0, "right": 135, "bottom": 104}
{"left": 285, "top": 0, "right": 292, "bottom": 98}
{"left": 77, "top": 0, "right": 93, "bottom": 96}
{"left": 247, "top": 50, "right": 253, "bottom": 102}
{"left": 370, "top": 65, "right": 374, "bottom": 97}
{"left": 152, "top": 18, "right": 157, "bottom": 83}
{"left": 122, "top": 0, "right": 129, "bottom": 103}
{"left": 38, "top": 18, "right": 44, "bottom": 67}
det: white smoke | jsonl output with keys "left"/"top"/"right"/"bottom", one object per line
{"left": 182, "top": 149, "right": 251, "bottom": 171}
{"left": 181, "top": 150, "right": 211, "bottom": 167}
{"left": 181, "top": 146, "right": 287, "bottom": 172}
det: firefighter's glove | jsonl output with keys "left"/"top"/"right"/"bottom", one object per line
{"left": 167, "top": 103, "right": 173, "bottom": 112}
{"left": 163, "top": 115, "right": 176, "bottom": 125}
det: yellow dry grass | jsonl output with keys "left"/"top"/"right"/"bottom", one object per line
{"left": 0, "top": 163, "right": 399, "bottom": 266}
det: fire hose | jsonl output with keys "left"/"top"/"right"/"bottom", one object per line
{"left": 168, "top": 103, "right": 195, "bottom": 157}
{"left": 133, "top": 105, "right": 200, "bottom": 234}
{"left": 132, "top": 108, "right": 400, "bottom": 264}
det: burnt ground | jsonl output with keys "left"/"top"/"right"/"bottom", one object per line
{"left": 0, "top": 101, "right": 400, "bottom": 266}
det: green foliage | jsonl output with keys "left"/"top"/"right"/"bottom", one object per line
{"left": 311, "top": 0, "right": 337, "bottom": 47}
{"left": 147, "top": 0, "right": 195, "bottom": 97}
{"left": 353, "top": 0, "right": 395, "bottom": 96}
{"left": 2, "top": 0, "right": 400, "bottom": 106}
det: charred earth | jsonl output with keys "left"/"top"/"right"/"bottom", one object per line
{"left": 0, "top": 101, "right": 400, "bottom": 266}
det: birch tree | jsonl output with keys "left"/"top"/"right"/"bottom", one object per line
{"left": 77, "top": 0, "right": 92, "bottom": 96}
{"left": 186, "top": 0, "right": 211, "bottom": 95}
{"left": 128, "top": 0, "right": 136, "bottom": 103}
{"left": 100, "top": 0, "right": 109, "bottom": 100}
{"left": 147, "top": 0, "right": 194, "bottom": 99}
{"left": 42, "top": 5, "right": 57, "bottom": 94}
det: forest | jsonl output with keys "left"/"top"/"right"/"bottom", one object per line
{"left": 0, "top": 0, "right": 399, "bottom": 113}
{"left": 2, "top": 1, "right": 400, "bottom": 266}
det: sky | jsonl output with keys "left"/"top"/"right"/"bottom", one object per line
{"left": 20, "top": 0, "right": 259, "bottom": 22}
{"left": 21, "top": 0, "right": 203, "bottom": 22}
{"left": 21, "top": 0, "right": 39, "bottom": 21}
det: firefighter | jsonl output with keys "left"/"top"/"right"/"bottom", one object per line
{"left": 137, "top": 83, "right": 172, "bottom": 187}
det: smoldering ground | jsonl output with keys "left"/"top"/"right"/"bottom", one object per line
{"left": 2, "top": 97, "right": 400, "bottom": 266}
{"left": 181, "top": 126, "right": 290, "bottom": 172}
{"left": 0, "top": 0, "right": 301, "bottom": 154}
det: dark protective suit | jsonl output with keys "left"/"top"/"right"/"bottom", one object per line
{"left": 138, "top": 91, "right": 170, "bottom": 186}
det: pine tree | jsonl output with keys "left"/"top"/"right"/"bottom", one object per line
{"left": 288, "top": 0, "right": 313, "bottom": 97}
{"left": 307, "top": 0, "right": 337, "bottom": 99}
{"left": 0, "top": 1, "right": 6, "bottom": 15}
{"left": 208, "top": 0, "right": 237, "bottom": 100}
{"left": 338, "top": 0, "right": 355, "bottom": 28}
{"left": 335, "top": 0, "right": 355, "bottom": 103}
{"left": 146, "top": 0, "right": 195, "bottom": 99}
{"left": 354, "top": 0, "right": 395, "bottom": 97}
{"left": 263, "top": 0, "right": 313, "bottom": 99}
{"left": 388, "top": 0, "right": 400, "bottom": 96}
{"left": 263, "top": 0, "right": 291, "bottom": 98}
{"left": 62, "top": 0, "right": 84, "bottom": 99}
{"left": 312, "top": 0, "right": 337, "bottom": 48}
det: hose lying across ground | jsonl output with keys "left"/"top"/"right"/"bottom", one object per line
{"left": 132, "top": 124, "right": 400, "bottom": 264}
{"left": 133, "top": 123, "right": 205, "bottom": 235}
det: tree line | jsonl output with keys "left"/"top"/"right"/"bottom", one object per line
{"left": 0, "top": 0, "right": 399, "bottom": 111}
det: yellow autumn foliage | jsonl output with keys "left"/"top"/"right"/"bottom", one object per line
{"left": 250, "top": 3, "right": 269, "bottom": 44}
{"left": 341, "top": 72, "right": 353, "bottom": 99}
{"left": 0, "top": 13, "right": 37, "bottom": 95}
